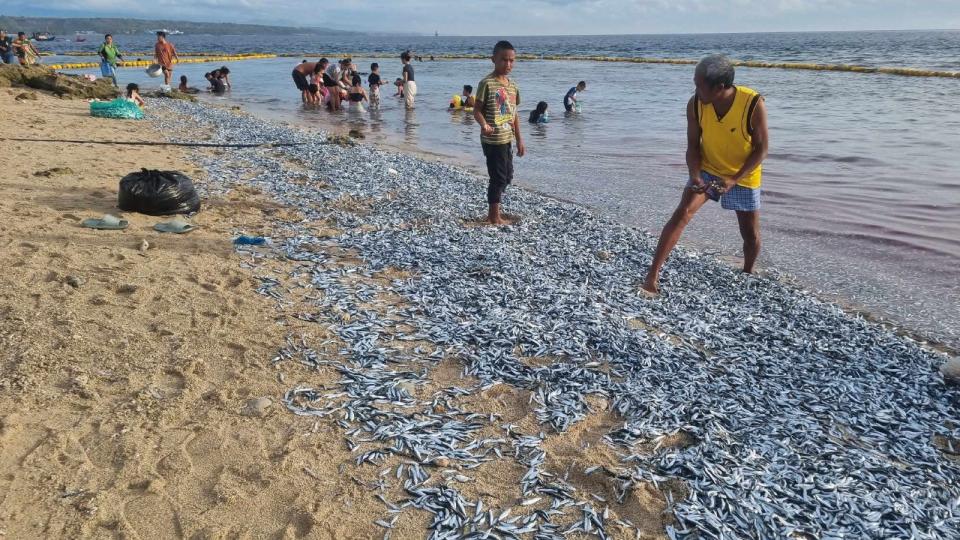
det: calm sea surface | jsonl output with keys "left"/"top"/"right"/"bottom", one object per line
{"left": 50, "top": 31, "right": 960, "bottom": 348}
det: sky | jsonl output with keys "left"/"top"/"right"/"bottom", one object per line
{"left": 8, "top": 0, "right": 960, "bottom": 35}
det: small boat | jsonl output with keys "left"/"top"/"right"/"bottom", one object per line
{"left": 75, "top": 30, "right": 96, "bottom": 42}
{"left": 32, "top": 32, "right": 55, "bottom": 41}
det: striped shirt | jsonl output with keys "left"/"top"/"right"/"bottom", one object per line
{"left": 476, "top": 73, "right": 520, "bottom": 145}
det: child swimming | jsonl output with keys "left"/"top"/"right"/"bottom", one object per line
{"left": 528, "top": 101, "right": 549, "bottom": 123}
{"left": 450, "top": 85, "right": 476, "bottom": 109}
{"left": 178, "top": 75, "right": 199, "bottom": 94}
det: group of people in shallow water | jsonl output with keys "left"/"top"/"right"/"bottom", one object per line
{"left": 292, "top": 50, "right": 418, "bottom": 112}
{"left": 285, "top": 43, "right": 766, "bottom": 296}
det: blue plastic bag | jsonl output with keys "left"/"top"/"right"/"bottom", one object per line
{"left": 233, "top": 235, "right": 268, "bottom": 246}
{"left": 100, "top": 61, "right": 116, "bottom": 78}
{"left": 90, "top": 98, "right": 143, "bottom": 120}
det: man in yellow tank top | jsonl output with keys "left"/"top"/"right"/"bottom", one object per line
{"left": 641, "top": 55, "right": 769, "bottom": 295}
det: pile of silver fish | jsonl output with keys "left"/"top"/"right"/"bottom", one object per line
{"left": 152, "top": 100, "right": 960, "bottom": 539}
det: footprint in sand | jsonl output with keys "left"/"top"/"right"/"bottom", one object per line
{"left": 122, "top": 495, "right": 183, "bottom": 540}
{"left": 158, "top": 370, "right": 186, "bottom": 398}
{"left": 226, "top": 342, "right": 248, "bottom": 355}
{"left": 279, "top": 511, "right": 315, "bottom": 538}
{"left": 158, "top": 432, "right": 197, "bottom": 478}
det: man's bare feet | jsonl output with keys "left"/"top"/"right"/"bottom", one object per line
{"left": 638, "top": 281, "right": 659, "bottom": 297}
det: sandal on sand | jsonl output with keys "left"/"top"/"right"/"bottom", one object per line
{"left": 81, "top": 214, "right": 128, "bottom": 230}
{"left": 153, "top": 216, "right": 196, "bottom": 234}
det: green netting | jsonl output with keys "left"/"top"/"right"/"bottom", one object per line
{"left": 90, "top": 98, "right": 144, "bottom": 120}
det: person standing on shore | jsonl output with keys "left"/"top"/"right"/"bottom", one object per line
{"left": 401, "top": 51, "right": 416, "bottom": 109}
{"left": 97, "top": 34, "right": 123, "bottom": 88}
{"left": 292, "top": 58, "right": 328, "bottom": 103}
{"left": 0, "top": 30, "right": 15, "bottom": 64}
{"left": 640, "top": 55, "right": 769, "bottom": 295}
{"left": 474, "top": 40, "right": 525, "bottom": 225}
{"left": 154, "top": 31, "right": 179, "bottom": 87}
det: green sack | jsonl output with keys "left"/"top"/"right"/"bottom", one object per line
{"left": 90, "top": 98, "right": 144, "bottom": 120}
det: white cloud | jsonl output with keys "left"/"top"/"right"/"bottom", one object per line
{"left": 15, "top": 0, "right": 960, "bottom": 34}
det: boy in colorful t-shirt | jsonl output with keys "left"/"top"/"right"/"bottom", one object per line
{"left": 474, "top": 40, "right": 525, "bottom": 225}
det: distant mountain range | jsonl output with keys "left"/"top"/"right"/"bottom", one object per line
{"left": 0, "top": 15, "right": 359, "bottom": 36}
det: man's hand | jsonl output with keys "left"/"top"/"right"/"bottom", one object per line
{"left": 481, "top": 123, "right": 494, "bottom": 137}
{"left": 688, "top": 176, "right": 707, "bottom": 193}
{"left": 516, "top": 139, "right": 526, "bottom": 157}
{"left": 716, "top": 175, "right": 739, "bottom": 194}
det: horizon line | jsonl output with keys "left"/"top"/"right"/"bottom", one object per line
{"left": 2, "top": 15, "right": 957, "bottom": 36}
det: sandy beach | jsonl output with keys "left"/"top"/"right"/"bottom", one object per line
{"left": 0, "top": 89, "right": 398, "bottom": 538}
{"left": 0, "top": 85, "right": 679, "bottom": 539}
{"left": 1, "top": 73, "right": 958, "bottom": 540}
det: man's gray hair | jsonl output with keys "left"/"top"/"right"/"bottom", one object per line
{"left": 696, "top": 55, "right": 735, "bottom": 89}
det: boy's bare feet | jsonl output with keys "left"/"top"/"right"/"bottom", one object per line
{"left": 485, "top": 215, "right": 519, "bottom": 226}
{"left": 500, "top": 213, "right": 522, "bottom": 225}
{"left": 486, "top": 203, "right": 516, "bottom": 225}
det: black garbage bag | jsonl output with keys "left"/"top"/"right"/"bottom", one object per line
{"left": 117, "top": 169, "right": 201, "bottom": 216}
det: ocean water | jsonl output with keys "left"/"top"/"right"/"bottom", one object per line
{"left": 49, "top": 31, "right": 960, "bottom": 347}
{"left": 40, "top": 30, "right": 960, "bottom": 70}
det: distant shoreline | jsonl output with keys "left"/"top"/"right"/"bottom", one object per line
{"left": 0, "top": 15, "right": 361, "bottom": 36}
{"left": 3, "top": 15, "right": 958, "bottom": 38}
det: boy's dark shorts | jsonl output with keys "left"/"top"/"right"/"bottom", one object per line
{"left": 482, "top": 142, "right": 513, "bottom": 205}
{"left": 292, "top": 69, "right": 309, "bottom": 91}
